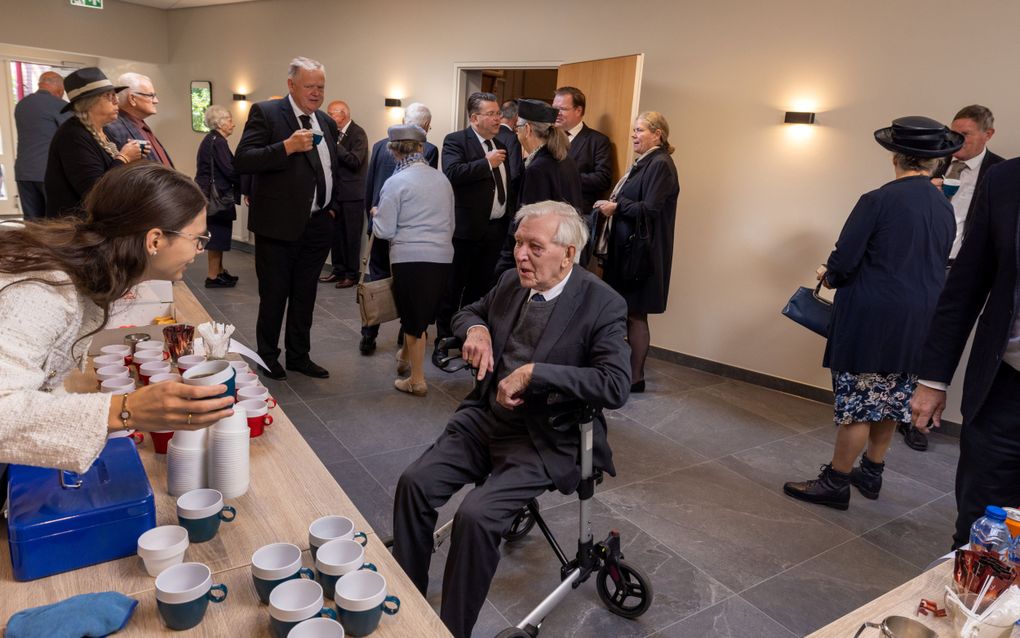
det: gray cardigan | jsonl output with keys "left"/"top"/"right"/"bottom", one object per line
{"left": 372, "top": 163, "right": 455, "bottom": 264}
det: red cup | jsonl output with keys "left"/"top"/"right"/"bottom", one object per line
{"left": 150, "top": 430, "right": 174, "bottom": 454}
{"left": 236, "top": 398, "right": 273, "bottom": 438}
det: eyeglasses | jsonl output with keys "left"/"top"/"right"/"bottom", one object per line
{"left": 133, "top": 91, "right": 158, "bottom": 100}
{"left": 164, "top": 230, "right": 211, "bottom": 251}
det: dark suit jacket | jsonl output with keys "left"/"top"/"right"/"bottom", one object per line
{"left": 14, "top": 90, "right": 69, "bottom": 182}
{"left": 495, "top": 123, "right": 524, "bottom": 185}
{"left": 933, "top": 149, "right": 1005, "bottom": 240}
{"left": 44, "top": 117, "right": 118, "bottom": 218}
{"left": 234, "top": 97, "right": 341, "bottom": 242}
{"left": 918, "top": 158, "right": 1020, "bottom": 423}
{"left": 104, "top": 113, "right": 174, "bottom": 168}
{"left": 334, "top": 120, "right": 369, "bottom": 202}
{"left": 442, "top": 127, "right": 512, "bottom": 241}
{"left": 568, "top": 123, "right": 612, "bottom": 212}
{"left": 452, "top": 267, "right": 631, "bottom": 494}
{"left": 364, "top": 137, "right": 439, "bottom": 214}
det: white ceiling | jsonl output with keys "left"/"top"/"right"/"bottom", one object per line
{"left": 120, "top": 0, "right": 259, "bottom": 9}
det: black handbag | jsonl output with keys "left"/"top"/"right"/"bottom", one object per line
{"left": 781, "top": 281, "right": 832, "bottom": 337}
{"left": 619, "top": 213, "right": 653, "bottom": 283}
{"left": 205, "top": 138, "right": 236, "bottom": 223}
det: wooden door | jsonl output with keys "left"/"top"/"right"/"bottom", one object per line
{"left": 556, "top": 53, "right": 644, "bottom": 183}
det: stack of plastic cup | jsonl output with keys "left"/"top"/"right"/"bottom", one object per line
{"left": 167, "top": 427, "right": 208, "bottom": 497}
{"left": 209, "top": 408, "right": 250, "bottom": 498}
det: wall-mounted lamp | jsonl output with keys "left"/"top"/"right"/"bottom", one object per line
{"left": 784, "top": 111, "right": 816, "bottom": 124}
{"left": 232, "top": 93, "right": 247, "bottom": 101}
{"left": 385, "top": 98, "right": 402, "bottom": 108}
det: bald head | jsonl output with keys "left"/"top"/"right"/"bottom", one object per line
{"left": 38, "top": 72, "right": 64, "bottom": 98}
{"left": 327, "top": 100, "right": 351, "bottom": 129}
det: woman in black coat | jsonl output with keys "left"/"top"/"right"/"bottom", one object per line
{"left": 195, "top": 105, "right": 241, "bottom": 288}
{"left": 595, "top": 111, "right": 680, "bottom": 393}
{"left": 783, "top": 116, "right": 962, "bottom": 511}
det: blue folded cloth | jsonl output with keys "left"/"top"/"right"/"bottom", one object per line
{"left": 6, "top": 592, "right": 137, "bottom": 638}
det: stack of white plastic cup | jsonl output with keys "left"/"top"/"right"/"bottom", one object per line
{"left": 209, "top": 408, "right": 250, "bottom": 498}
{"left": 167, "top": 427, "right": 208, "bottom": 496}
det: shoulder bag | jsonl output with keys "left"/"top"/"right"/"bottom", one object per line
{"left": 205, "top": 136, "right": 236, "bottom": 223}
{"left": 357, "top": 234, "right": 399, "bottom": 327}
{"left": 619, "top": 212, "right": 654, "bottom": 284}
{"left": 781, "top": 280, "right": 832, "bottom": 337}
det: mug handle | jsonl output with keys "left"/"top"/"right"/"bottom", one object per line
{"left": 382, "top": 595, "right": 400, "bottom": 615}
{"left": 361, "top": 562, "right": 377, "bottom": 572}
{"left": 130, "top": 432, "right": 145, "bottom": 445}
{"left": 298, "top": 567, "right": 315, "bottom": 580}
{"left": 266, "top": 397, "right": 277, "bottom": 409}
{"left": 353, "top": 532, "right": 368, "bottom": 547}
{"left": 852, "top": 622, "right": 880, "bottom": 638}
{"left": 208, "top": 584, "right": 228, "bottom": 603}
{"left": 219, "top": 505, "right": 237, "bottom": 522}
{"left": 264, "top": 415, "right": 274, "bottom": 426}
{"left": 319, "top": 607, "right": 338, "bottom": 621}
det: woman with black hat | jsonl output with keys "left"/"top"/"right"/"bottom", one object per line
{"left": 44, "top": 67, "right": 144, "bottom": 218}
{"left": 783, "top": 116, "right": 963, "bottom": 511}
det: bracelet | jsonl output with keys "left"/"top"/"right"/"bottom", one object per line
{"left": 118, "top": 394, "right": 132, "bottom": 431}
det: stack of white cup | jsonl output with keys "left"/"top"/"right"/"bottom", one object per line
{"left": 167, "top": 427, "right": 208, "bottom": 496}
{"left": 208, "top": 408, "right": 250, "bottom": 498}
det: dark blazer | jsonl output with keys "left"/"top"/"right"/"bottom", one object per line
{"left": 14, "top": 90, "right": 69, "bottom": 182}
{"left": 933, "top": 149, "right": 1005, "bottom": 240}
{"left": 442, "top": 127, "right": 512, "bottom": 241}
{"left": 918, "top": 159, "right": 1020, "bottom": 423}
{"left": 104, "top": 113, "right": 174, "bottom": 168}
{"left": 334, "top": 120, "right": 369, "bottom": 202}
{"left": 568, "top": 123, "right": 612, "bottom": 212}
{"left": 43, "top": 117, "right": 118, "bottom": 218}
{"left": 234, "top": 97, "right": 341, "bottom": 242}
{"left": 823, "top": 175, "right": 954, "bottom": 374}
{"left": 602, "top": 148, "right": 680, "bottom": 314}
{"left": 195, "top": 130, "right": 240, "bottom": 220}
{"left": 452, "top": 267, "right": 631, "bottom": 494}
{"left": 495, "top": 123, "right": 524, "bottom": 185}
{"left": 364, "top": 137, "right": 439, "bottom": 214}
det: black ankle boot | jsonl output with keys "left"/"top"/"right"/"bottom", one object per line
{"left": 849, "top": 455, "right": 885, "bottom": 500}
{"left": 783, "top": 464, "right": 851, "bottom": 510}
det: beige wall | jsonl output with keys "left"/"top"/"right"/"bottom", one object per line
{"left": 6, "top": 0, "right": 1020, "bottom": 417}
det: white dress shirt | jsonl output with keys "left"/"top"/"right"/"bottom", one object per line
{"left": 948, "top": 148, "right": 986, "bottom": 259}
{"left": 472, "top": 128, "right": 507, "bottom": 220}
{"left": 288, "top": 94, "right": 333, "bottom": 212}
{"left": 565, "top": 121, "right": 584, "bottom": 145}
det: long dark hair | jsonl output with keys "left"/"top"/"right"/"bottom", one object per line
{"left": 0, "top": 163, "right": 206, "bottom": 323}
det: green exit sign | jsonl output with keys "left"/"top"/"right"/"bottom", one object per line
{"left": 70, "top": 0, "right": 103, "bottom": 8}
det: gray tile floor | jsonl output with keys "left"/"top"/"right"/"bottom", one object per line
{"left": 185, "top": 253, "right": 959, "bottom": 637}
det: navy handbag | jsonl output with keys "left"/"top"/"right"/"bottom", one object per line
{"left": 781, "top": 281, "right": 832, "bottom": 337}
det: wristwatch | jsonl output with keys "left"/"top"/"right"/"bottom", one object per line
{"left": 119, "top": 394, "right": 132, "bottom": 431}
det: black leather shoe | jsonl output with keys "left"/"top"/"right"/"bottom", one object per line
{"left": 783, "top": 464, "right": 851, "bottom": 510}
{"left": 359, "top": 335, "right": 376, "bottom": 355}
{"left": 319, "top": 273, "right": 340, "bottom": 284}
{"left": 262, "top": 360, "right": 287, "bottom": 380}
{"left": 204, "top": 273, "right": 236, "bottom": 288}
{"left": 287, "top": 360, "right": 329, "bottom": 378}
{"left": 431, "top": 344, "right": 447, "bottom": 368}
{"left": 897, "top": 422, "right": 929, "bottom": 452}
{"left": 849, "top": 455, "right": 885, "bottom": 500}
{"left": 219, "top": 270, "right": 239, "bottom": 283}
{"left": 630, "top": 380, "right": 646, "bottom": 393}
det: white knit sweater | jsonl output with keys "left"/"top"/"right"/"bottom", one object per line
{"left": 0, "top": 271, "right": 111, "bottom": 473}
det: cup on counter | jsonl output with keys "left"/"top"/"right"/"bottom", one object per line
{"left": 139, "top": 360, "right": 172, "bottom": 385}
{"left": 100, "top": 376, "right": 135, "bottom": 395}
{"left": 177, "top": 354, "right": 207, "bottom": 375}
{"left": 251, "top": 542, "right": 316, "bottom": 604}
{"left": 314, "top": 539, "right": 376, "bottom": 600}
{"left": 230, "top": 360, "right": 251, "bottom": 375}
{"left": 96, "top": 365, "right": 131, "bottom": 386}
{"left": 132, "top": 350, "right": 165, "bottom": 370}
{"left": 235, "top": 372, "right": 260, "bottom": 390}
{"left": 108, "top": 428, "right": 144, "bottom": 444}
{"left": 100, "top": 344, "right": 132, "bottom": 365}
{"left": 150, "top": 430, "right": 174, "bottom": 454}
{"left": 137, "top": 525, "right": 189, "bottom": 577}
{"left": 333, "top": 570, "right": 399, "bottom": 637}
{"left": 288, "top": 617, "right": 345, "bottom": 638}
{"left": 236, "top": 398, "right": 273, "bottom": 437}
{"left": 183, "top": 360, "right": 235, "bottom": 400}
{"left": 268, "top": 579, "right": 336, "bottom": 638}
{"left": 155, "top": 562, "right": 228, "bottom": 631}
{"left": 176, "top": 488, "right": 236, "bottom": 543}
{"left": 149, "top": 372, "right": 183, "bottom": 385}
{"left": 308, "top": 516, "right": 367, "bottom": 561}
{"left": 93, "top": 353, "right": 127, "bottom": 370}
{"left": 237, "top": 385, "right": 277, "bottom": 409}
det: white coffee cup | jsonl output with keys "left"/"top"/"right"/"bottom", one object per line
{"left": 137, "top": 525, "right": 189, "bottom": 577}
{"left": 237, "top": 385, "right": 276, "bottom": 408}
{"left": 101, "top": 376, "right": 136, "bottom": 394}
{"left": 93, "top": 353, "right": 127, "bottom": 369}
{"left": 96, "top": 364, "right": 131, "bottom": 383}
{"left": 177, "top": 354, "right": 207, "bottom": 374}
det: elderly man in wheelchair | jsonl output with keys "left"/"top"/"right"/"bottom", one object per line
{"left": 392, "top": 201, "right": 651, "bottom": 638}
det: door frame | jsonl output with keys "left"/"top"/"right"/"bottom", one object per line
{"left": 451, "top": 60, "right": 561, "bottom": 130}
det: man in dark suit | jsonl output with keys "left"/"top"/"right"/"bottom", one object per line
{"left": 319, "top": 100, "right": 369, "bottom": 289}
{"left": 393, "top": 201, "right": 630, "bottom": 638}
{"left": 434, "top": 92, "right": 512, "bottom": 362}
{"left": 900, "top": 104, "right": 1005, "bottom": 452}
{"left": 495, "top": 99, "right": 523, "bottom": 185}
{"left": 553, "top": 86, "right": 612, "bottom": 213}
{"left": 104, "top": 72, "right": 173, "bottom": 168}
{"left": 912, "top": 157, "right": 1020, "bottom": 549}
{"left": 14, "top": 71, "right": 68, "bottom": 220}
{"left": 235, "top": 57, "right": 340, "bottom": 381}
{"left": 358, "top": 103, "right": 439, "bottom": 355}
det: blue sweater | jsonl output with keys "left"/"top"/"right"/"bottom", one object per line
{"left": 372, "top": 163, "right": 455, "bottom": 264}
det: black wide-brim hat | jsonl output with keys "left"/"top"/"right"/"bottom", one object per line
{"left": 874, "top": 116, "right": 964, "bottom": 158}
{"left": 60, "top": 67, "right": 127, "bottom": 113}
{"left": 516, "top": 98, "right": 558, "bottom": 124}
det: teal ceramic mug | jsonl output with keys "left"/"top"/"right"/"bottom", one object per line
{"left": 155, "top": 562, "right": 228, "bottom": 630}
{"left": 333, "top": 570, "right": 399, "bottom": 637}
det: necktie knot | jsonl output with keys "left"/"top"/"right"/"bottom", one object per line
{"left": 531, "top": 293, "right": 546, "bottom": 303}
{"left": 484, "top": 139, "right": 494, "bottom": 151}
{"left": 946, "top": 159, "right": 967, "bottom": 180}
{"left": 299, "top": 114, "right": 312, "bottom": 129}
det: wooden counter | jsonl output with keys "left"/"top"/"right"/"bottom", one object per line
{"left": 0, "top": 283, "right": 450, "bottom": 636}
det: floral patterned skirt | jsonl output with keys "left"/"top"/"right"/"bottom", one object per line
{"left": 831, "top": 371, "right": 917, "bottom": 426}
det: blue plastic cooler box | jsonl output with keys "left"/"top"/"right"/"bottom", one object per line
{"left": 6, "top": 438, "right": 156, "bottom": 581}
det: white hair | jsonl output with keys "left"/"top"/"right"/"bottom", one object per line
{"left": 514, "top": 200, "right": 589, "bottom": 263}
{"left": 403, "top": 102, "right": 432, "bottom": 129}
{"left": 203, "top": 104, "right": 232, "bottom": 131}
{"left": 116, "top": 72, "right": 152, "bottom": 105}
{"left": 288, "top": 57, "right": 324, "bottom": 79}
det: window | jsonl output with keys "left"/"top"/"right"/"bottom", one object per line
{"left": 190, "top": 80, "right": 212, "bottom": 132}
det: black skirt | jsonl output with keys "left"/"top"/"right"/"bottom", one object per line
{"left": 206, "top": 217, "right": 233, "bottom": 252}
{"left": 391, "top": 261, "right": 452, "bottom": 336}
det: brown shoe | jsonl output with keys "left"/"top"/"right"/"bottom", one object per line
{"left": 394, "top": 377, "right": 427, "bottom": 396}
{"left": 335, "top": 277, "right": 356, "bottom": 289}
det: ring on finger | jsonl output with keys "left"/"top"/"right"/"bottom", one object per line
{"left": 187, "top": 412, "right": 193, "bottom": 426}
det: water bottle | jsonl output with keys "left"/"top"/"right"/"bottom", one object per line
{"left": 970, "top": 505, "right": 1012, "bottom": 560}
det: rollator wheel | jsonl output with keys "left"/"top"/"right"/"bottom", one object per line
{"left": 494, "top": 628, "right": 532, "bottom": 638}
{"left": 596, "top": 560, "right": 653, "bottom": 619}
{"left": 503, "top": 505, "right": 537, "bottom": 542}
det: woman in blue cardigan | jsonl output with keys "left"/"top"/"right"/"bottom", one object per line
{"left": 783, "top": 117, "right": 963, "bottom": 511}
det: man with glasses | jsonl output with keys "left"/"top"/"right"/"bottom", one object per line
{"left": 553, "top": 86, "right": 611, "bottom": 214}
{"left": 105, "top": 72, "right": 174, "bottom": 168}
{"left": 434, "top": 92, "right": 513, "bottom": 366}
